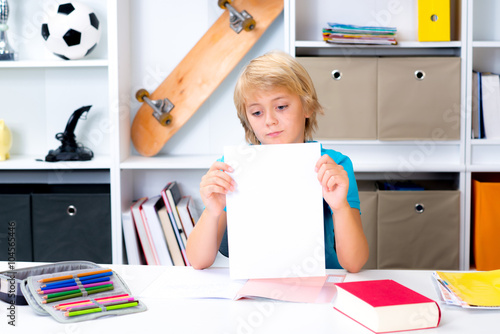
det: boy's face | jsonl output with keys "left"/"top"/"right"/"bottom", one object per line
{"left": 245, "top": 87, "right": 310, "bottom": 145}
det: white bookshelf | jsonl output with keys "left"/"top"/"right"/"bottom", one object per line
{"left": 0, "top": 59, "right": 109, "bottom": 68}
{"left": 466, "top": 0, "right": 500, "bottom": 171}
{"left": 286, "top": 0, "right": 469, "bottom": 269}
{"left": 114, "top": 0, "right": 285, "bottom": 264}
{"left": 0, "top": 155, "right": 111, "bottom": 170}
{"left": 120, "top": 155, "right": 220, "bottom": 170}
{"left": 0, "top": 0, "right": 120, "bottom": 260}
{"left": 5, "top": 0, "right": 492, "bottom": 269}
{"left": 462, "top": 1, "right": 500, "bottom": 270}
{"left": 294, "top": 40, "right": 462, "bottom": 48}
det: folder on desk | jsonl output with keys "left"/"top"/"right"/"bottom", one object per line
{"left": 436, "top": 270, "right": 500, "bottom": 307}
{"left": 418, "top": 0, "right": 450, "bottom": 42}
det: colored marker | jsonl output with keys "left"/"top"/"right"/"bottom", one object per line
{"left": 65, "top": 307, "right": 103, "bottom": 317}
{"left": 99, "top": 297, "right": 136, "bottom": 306}
{"left": 64, "top": 301, "right": 139, "bottom": 317}
{"left": 94, "top": 293, "right": 129, "bottom": 302}
{"left": 39, "top": 281, "right": 113, "bottom": 295}
{"left": 38, "top": 269, "right": 113, "bottom": 283}
{"left": 43, "top": 286, "right": 114, "bottom": 304}
{"left": 41, "top": 272, "right": 113, "bottom": 288}
{"left": 105, "top": 301, "right": 139, "bottom": 311}
{"left": 65, "top": 303, "right": 101, "bottom": 312}
{"left": 55, "top": 299, "right": 91, "bottom": 308}
{"left": 39, "top": 277, "right": 111, "bottom": 291}
{"left": 67, "top": 299, "right": 136, "bottom": 312}
{"left": 43, "top": 291, "right": 83, "bottom": 304}
{"left": 44, "top": 284, "right": 114, "bottom": 299}
{"left": 57, "top": 302, "right": 95, "bottom": 311}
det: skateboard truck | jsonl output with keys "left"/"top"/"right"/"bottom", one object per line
{"left": 136, "top": 89, "right": 174, "bottom": 126}
{"left": 218, "top": 0, "right": 256, "bottom": 33}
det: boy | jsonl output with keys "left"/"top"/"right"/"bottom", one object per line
{"left": 186, "top": 51, "right": 368, "bottom": 273}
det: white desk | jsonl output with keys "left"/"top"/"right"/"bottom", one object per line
{"left": 1, "top": 261, "right": 497, "bottom": 334}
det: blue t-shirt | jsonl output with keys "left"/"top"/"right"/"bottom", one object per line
{"left": 218, "top": 144, "right": 360, "bottom": 269}
{"left": 320, "top": 146, "right": 360, "bottom": 269}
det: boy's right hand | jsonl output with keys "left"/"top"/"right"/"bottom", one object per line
{"left": 200, "top": 161, "right": 235, "bottom": 218}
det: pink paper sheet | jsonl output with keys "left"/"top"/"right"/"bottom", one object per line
{"left": 235, "top": 274, "right": 345, "bottom": 303}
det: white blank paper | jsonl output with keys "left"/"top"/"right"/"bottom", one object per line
{"left": 140, "top": 267, "right": 246, "bottom": 299}
{"left": 224, "top": 143, "right": 326, "bottom": 279}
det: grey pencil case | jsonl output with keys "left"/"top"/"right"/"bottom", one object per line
{"left": 2, "top": 261, "right": 146, "bottom": 323}
{"left": 0, "top": 261, "right": 100, "bottom": 305}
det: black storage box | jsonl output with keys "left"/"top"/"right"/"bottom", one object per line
{"left": 31, "top": 184, "right": 111, "bottom": 263}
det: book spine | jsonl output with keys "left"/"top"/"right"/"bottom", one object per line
{"left": 161, "top": 191, "right": 190, "bottom": 266}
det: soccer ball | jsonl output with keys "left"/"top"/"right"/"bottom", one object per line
{"left": 41, "top": 2, "right": 101, "bottom": 60}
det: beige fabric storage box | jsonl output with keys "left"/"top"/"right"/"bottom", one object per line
{"left": 377, "top": 57, "right": 460, "bottom": 140}
{"left": 298, "top": 57, "right": 378, "bottom": 140}
{"left": 377, "top": 190, "right": 460, "bottom": 270}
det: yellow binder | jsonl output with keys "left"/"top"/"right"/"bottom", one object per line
{"left": 418, "top": 0, "right": 450, "bottom": 42}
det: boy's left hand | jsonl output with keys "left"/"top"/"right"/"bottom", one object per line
{"left": 315, "top": 155, "right": 350, "bottom": 212}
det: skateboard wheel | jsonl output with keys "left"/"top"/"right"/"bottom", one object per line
{"left": 218, "top": 0, "right": 232, "bottom": 9}
{"left": 158, "top": 113, "right": 173, "bottom": 127}
{"left": 243, "top": 17, "right": 256, "bottom": 31}
{"left": 136, "top": 89, "right": 150, "bottom": 102}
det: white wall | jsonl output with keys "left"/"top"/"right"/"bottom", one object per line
{"left": 129, "top": 0, "right": 285, "bottom": 157}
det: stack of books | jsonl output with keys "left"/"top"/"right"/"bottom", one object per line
{"left": 433, "top": 270, "right": 500, "bottom": 309}
{"left": 121, "top": 181, "right": 201, "bottom": 266}
{"left": 322, "top": 23, "right": 397, "bottom": 45}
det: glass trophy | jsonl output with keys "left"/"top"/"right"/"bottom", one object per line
{"left": 0, "top": 0, "right": 16, "bottom": 60}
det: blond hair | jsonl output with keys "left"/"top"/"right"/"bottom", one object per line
{"left": 234, "top": 51, "right": 323, "bottom": 145}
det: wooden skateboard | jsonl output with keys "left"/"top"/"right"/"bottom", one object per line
{"left": 131, "top": 0, "right": 284, "bottom": 157}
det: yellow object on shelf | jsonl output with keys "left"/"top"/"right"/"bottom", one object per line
{"left": 418, "top": 0, "right": 450, "bottom": 42}
{"left": 0, "top": 119, "right": 12, "bottom": 161}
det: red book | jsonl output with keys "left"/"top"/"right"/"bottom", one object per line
{"left": 334, "top": 280, "right": 441, "bottom": 333}
{"left": 130, "top": 197, "right": 157, "bottom": 265}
